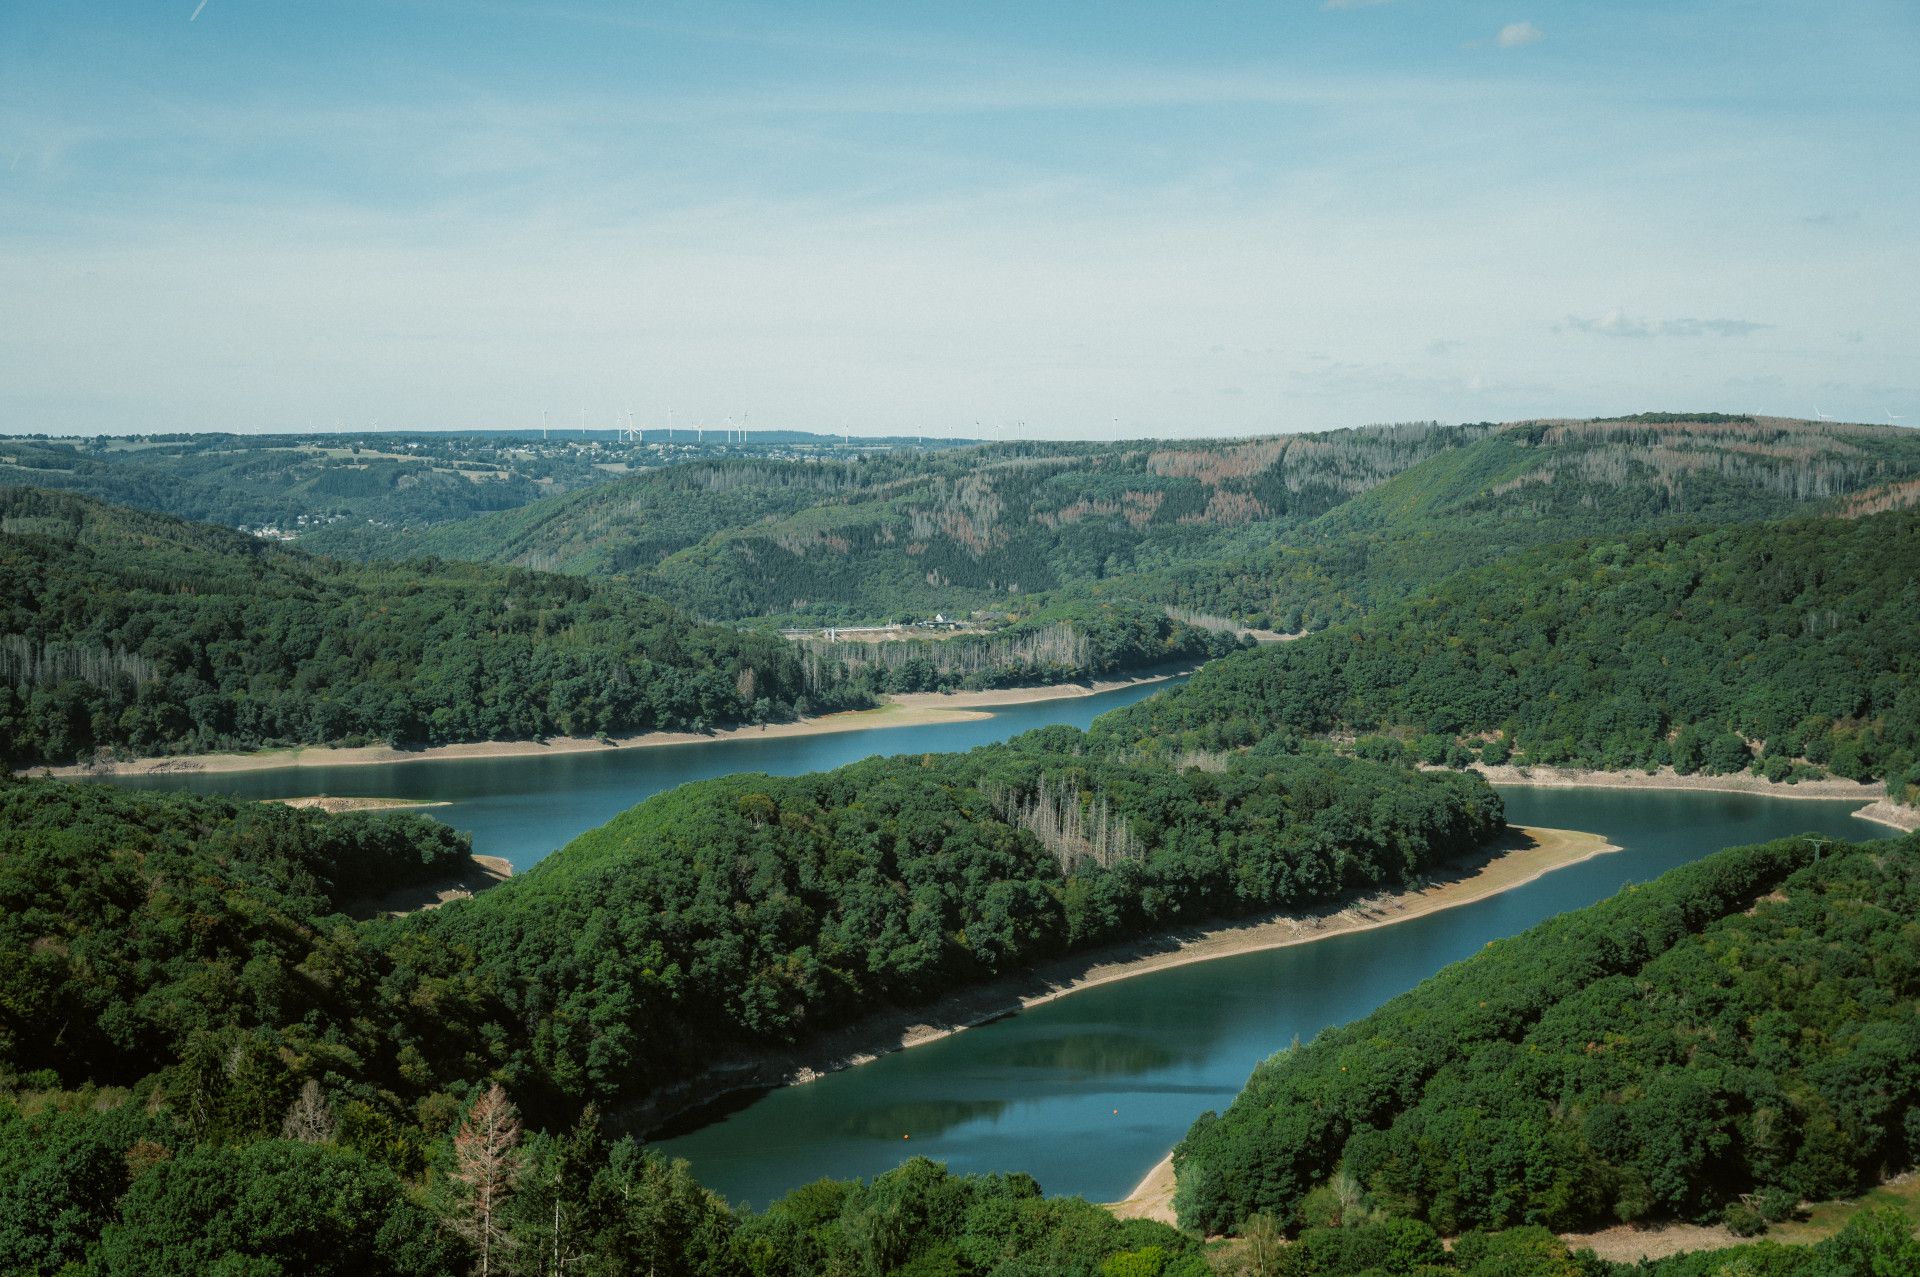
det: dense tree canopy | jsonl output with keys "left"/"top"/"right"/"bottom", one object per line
{"left": 0, "top": 487, "right": 865, "bottom": 768}
{"left": 420, "top": 730, "right": 1503, "bottom": 1106}
{"left": 1099, "top": 511, "right": 1920, "bottom": 799}
{"left": 1173, "top": 833, "right": 1920, "bottom": 1240}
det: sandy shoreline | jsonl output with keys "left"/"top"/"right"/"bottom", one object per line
{"left": 1467, "top": 762, "right": 1887, "bottom": 803}
{"left": 627, "top": 823, "right": 1617, "bottom": 1141}
{"left": 269, "top": 795, "right": 452, "bottom": 814}
{"left": 1849, "top": 800, "right": 1920, "bottom": 833}
{"left": 32, "top": 667, "right": 1196, "bottom": 780}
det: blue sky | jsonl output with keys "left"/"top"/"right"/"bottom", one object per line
{"left": 2, "top": 1, "right": 1915, "bottom": 438}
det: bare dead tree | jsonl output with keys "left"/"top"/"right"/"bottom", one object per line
{"left": 280, "top": 1078, "right": 337, "bottom": 1144}
{"left": 451, "top": 1083, "right": 522, "bottom": 1277}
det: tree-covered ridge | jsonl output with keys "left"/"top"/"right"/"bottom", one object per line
{"left": 418, "top": 731, "right": 1502, "bottom": 1107}
{"left": 1098, "top": 510, "right": 1920, "bottom": 799}
{"left": 0, "top": 487, "right": 863, "bottom": 767}
{"left": 1172, "top": 833, "right": 1920, "bottom": 1241}
{"left": 0, "top": 780, "right": 499, "bottom": 1133}
{"left": 795, "top": 598, "right": 1248, "bottom": 697}
{"left": 1135, "top": 416, "right": 1920, "bottom": 633}
{"left": 337, "top": 425, "right": 1485, "bottom": 622}
{"left": 0, "top": 431, "right": 627, "bottom": 535}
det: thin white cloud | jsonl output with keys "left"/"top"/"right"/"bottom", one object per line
{"left": 1565, "top": 311, "right": 1769, "bottom": 339}
{"left": 1497, "top": 22, "right": 1545, "bottom": 49}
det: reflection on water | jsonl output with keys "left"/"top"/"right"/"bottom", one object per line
{"left": 654, "top": 786, "right": 1884, "bottom": 1207}
{"left": 978, "top": 1031, "right": 1187, "bottom": 1077}
{"left": 838, "top": 1099, "right": 1010, "bottom": 1140}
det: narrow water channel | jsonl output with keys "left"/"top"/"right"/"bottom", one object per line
{"left": 649, "top": 786, "right": 1884, "bottom": 1207}
{"left": 98, "top": 684, "right": 1893, "bottom": 1208}
{"left": 103, "top": 679, "right": 1185, "bottom": 869}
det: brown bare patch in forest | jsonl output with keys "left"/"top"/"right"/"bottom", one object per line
{"left": 1148, "top": 438, "right": 1288, "bottom": 485}
{"left": 1034, "top": 490, "right": 1165, "bottom": 529}
{"left": 1840, "top": 478, "right": 1920, "bottom": 518}
{"left": 1179, "top": 489, "right": 1269, "bottom": 526}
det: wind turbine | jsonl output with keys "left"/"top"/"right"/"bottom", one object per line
{"left": 1888, "top": 409, "right": 1908, "bottom": 425}
{"left": 1813, "top": 406, "right": 1834, "bottom": 422}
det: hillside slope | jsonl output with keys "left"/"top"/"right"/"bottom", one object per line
{"left": 1141, "top": 414, "right": 1920, "bottom": 631}
{"left": 1098, "top": 508, "right": 1920, "bottom": 799}
{"left": 1173, "top": 832, "right": 1920, "bottom": 1239}
{"left": 0, "top": 487, "right": 857, "bottom": 767}
{"left": 326, "top": 426, "right": 1486, "bottom": 620}
{"left": 307, "top": 416, "right": 1920, "bottom": 634}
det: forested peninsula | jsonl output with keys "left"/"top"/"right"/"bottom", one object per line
{"left": 416, "top": 731, "right": 1502, "bottom": 1107}
{"left": 1173, "top": 832, "right": 1920, "bottom": 1247}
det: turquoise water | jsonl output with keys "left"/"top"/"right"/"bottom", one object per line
{"left": 100, "top": 686, "right": 1893, "bottom": 1208}
{"left": 648, "top": 786, "right": 1884, "bottom": 1207}
{"left": 104, "top": 679, "right": 1183, "bottom": 870}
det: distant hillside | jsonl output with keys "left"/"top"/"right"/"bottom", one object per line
{"left": 1140, "top": 415, "right": 1920, "bottom": 631}
{"left": 0, "top": 488, "right": 860, "bottom": 767}
{"left": 1099, "top": 507, "right": 1920, "bottom": 799}
{"left": 0, "top": 429, "right": 970, "bottom": 545}
{"left": 303, "top": 416, "right": 1920, "bottom": 629}
{"left": 322, "top": 425, "right": 1486, "bottom": 621}
{"left": 0, "top": 432, "right": 621, "bottom": 534}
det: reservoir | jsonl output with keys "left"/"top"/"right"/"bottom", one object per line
{"left": 103, "top": 683, "right": 1895, "bottom": 1208}
{"left": 104, "top": 679, "right": 1186, "bottom": 869}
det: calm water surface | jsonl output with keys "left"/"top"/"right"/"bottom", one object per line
{"left": 651, "top": 786, "right": 1885, "bottom": 1207}
{"left": 101, "top": 687, "right": 1892, "bottom": 1208}
{"left": 105, "top": 679, "right": 1184, "bottom": 870}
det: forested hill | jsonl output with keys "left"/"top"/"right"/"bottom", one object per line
{"left": 0, "top": 487, "right": 861, "bottom": 768}
{"left": 1138, "top": 414, "right": 1920, "bottom": 632}
{"left": 415, "top": 730, "right": 1503, "bottom": 1107}
{"left": 0, "top": 775, "right": 1221, "bottom": 1276}
{"left": 308, "top": 415, "right": 1920, "bottom": 630}
{"left": 1097, "top": 508, "right": 1920, "bottom": 801}
{"left": 4, "top": 780, "right": 1916, "bottom": 1272}
{"left": 1172, "top": 832, "right": 1920, "bottom": 1241}
{"left": 314, "top": 424, "right": 1486, "bottom": 621}
{"left": 0, "top": 431, "right": 619, "bottom": 534}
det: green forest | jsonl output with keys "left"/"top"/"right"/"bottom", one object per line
{"left": 0, "top": 487, "right": 868, "bottom": 768}
{"left": 798, "top": 599, "right": 1247, "bottom": 697}
{"left": 1099, "top": 510, "right": 1920, "bottom": 799}
{"left": 5, "top": 778, "right": 1918, "bottom": 1274}
{"left": 417, "top": 732, "right": 1501, "bottom": 1106}
{"left": 299, "top": 417, "right": 1920, "bottom": 631}
{"left": 1173, "top": 833, "right": 1920, "bottom": 1241}
{"left": 6, "top": 415, "right": 1920, "bottom": 1271}
{"left": 0, "top": 752, "right": 1497, "bottom": 1274}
